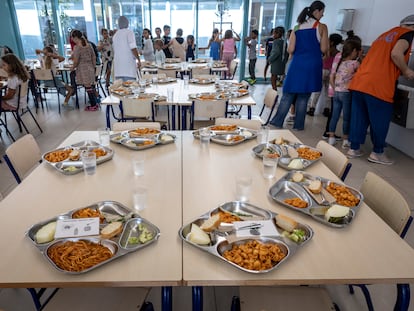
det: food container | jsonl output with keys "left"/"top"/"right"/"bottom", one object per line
{"left": 193, "top": 126, "right": 256, "bottom": 145}
{"left": 42, "top": 140, "right": 114, "bottom": 175}
{"left": 252, "top": 143, "right": 283, "bottom": 158}
{"left": 26, "top": 201, "right": 160, "bottom": 274}
{"left": 269, "top": 171, "right": 363, "bottom": 228}
{"left": 179, "top": 201, "right": 313, "bottom": 273}
{"left": 110, "top": 130, "right": 176, "bottom": 150}
{"left": 274, "top": 144, "right": 323, "bottom": 171}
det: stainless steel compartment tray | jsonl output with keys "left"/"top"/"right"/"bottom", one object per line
{"left": 42, "top": 140, "right": 114, "bottom": 175}
{"left": 252, "top": 143, "right": 283, "bottom": 158}
{"left": 269, "top": 171, "right": 363, "bottom": 228}
{"left": 193, "top": 126, "right": 256, "bottom": 145}
{"left": 26, "top": 201, "right": 160, "bottom": 274}
{"left": 178, "top": 201, "right": 313, "bottom": 273}
{"left": 277, "top": 144, "right": 322, "bottom": 171}
{"left": 110, "top": 131, "right": 176, "bottom": 149}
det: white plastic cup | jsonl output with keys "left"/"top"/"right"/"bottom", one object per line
{"left": 257, "top": 126, "right": 269, "bottom": 144}
{"left": 132, "top": 155, "right": 145, "bottom": 177}
{"left": 133, "top": 187, "right": 147, "bottom": 211}
{"left": 183, "top": 75, "right": 189, "bottom": 86}
{"left": 139, "top": 79, "right": 146, "bottom": 93}
{"left": 262, "top": 155, "right": 278, "bottom": 179}
{"left": 199, "top": 127, "right": 211, "bottom": 145}
{"left": 167, "top": 88, "right": 174, "bottom": 103}
{"left": 98, "top": 127, "right": 110, "bottom": 147}
{"left": 81, "top": 151, "right": 97, "bottom": 175}
{"left": 235, "top": 176, "right": 252, "bottom": 202}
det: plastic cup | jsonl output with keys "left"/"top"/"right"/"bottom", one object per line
{"left": 167, "top": 88, "right": 174, "bottom": 103}
{"left": 139, "top": 79, "right": 146, "bottom": 93}
{"left": 132, "top": 155, "right": 145, "bottom": 177}
{"left": 199, "top": 127, "right": 211, "bottom": 145}
{"left": 262, "top": 155, "right": 278, "bottom": 179}
{"left": 235, "top": 176, "right": 252, "bottom": 202}
{"left": 183, "top": 75, "right": 189, "bottom": 86}
{"left": 81, "top": 151, "right": 97, "bottom": 175}
{"left": 98, "top": 127, "right": 110, "bottom": 147}
{"left": 133, "top": 187, "right": 147, "bottom": 211}
{"left": 257, "top": 126, "right": 269, "bottom": 144}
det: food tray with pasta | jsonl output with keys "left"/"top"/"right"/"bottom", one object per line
{"left": 179, "top": 201, "right": 313, "bottom": 273}
{"left": 26, "top": 200, "right": 160, "bottom": 274}
{"left": 110, "top": 129, "right": 176, "bottom": 150}
{"left": 269, "top": 171, "right": 364, "bottom": 228}
{"left": 42, "top": 140, "right": 114, "bottom": 175}
{"left": 274, "top": 144, "right": 322, "bottom": 171}
{"left": 189, "top": 78, "right": 215, "bottom": 84}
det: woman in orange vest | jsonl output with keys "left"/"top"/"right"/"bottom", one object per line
{"left": 347, "top": 15, "right": 414, "bottom": 165}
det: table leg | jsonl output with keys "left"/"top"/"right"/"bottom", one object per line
{"left": 105, "top": 106, "right": 111, "bottom": 128}
{"left": 171, "top": 105, "right": 176, "bottom": 130}
{"left": 395, "top": 284, "right": 410, "bottom": 311}
{"left": 192, "top": 286, "right": 203, "bottom": 311}
{"left": 161, "top": 286, "right": 172, "bottom": 311}
{"left": 248, "top": 106, "right": 252, "bottom": 120}
{"left": 181, "top": 106, "right": 188, "bottom": 130}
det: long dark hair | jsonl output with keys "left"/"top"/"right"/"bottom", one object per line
{"left": 71, "top": 29, "right": 87, "bottom": 46}
{"left": 297, "top": 1, "right": 325, "bottom": 24}
{"left": 142, "top": 28, "right": 153, "bottom": 46}
{"left": 335, "top": 39, "right": 362, "bottom": 74}
{"left": 1, "top": 54, "right": 29, "bottom": 82}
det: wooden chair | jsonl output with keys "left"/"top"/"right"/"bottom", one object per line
{"left": 227, "top": 59, "right": 238, "bottom": 80}
{"left": 237, "top": 286, "right": 337, "bottom": 311}
{"left": 142, "top": 73, "right": 167, "bottom": 80}
{"left": 348, "top": 171, "right": 413, "bottom": 311}
{"left": 112, "top": 121, "right": 161, "bottom": 131}
{"left": 191, "top": 66, "right": 211, "bottom": 78}
{"left": 316, "top": 140, "right": 352, "bottom": 181}
{"left": 259, "top": 87, "right": 279, "bottom": 125}
{"left": 190, "top": 99, "right": 228, "bottom": 130}
{"left": 215, "top": 117, "right": 262, "bottom": 130}
{"left": 3, "top": 134, "right": 42, "bottom": 184}
{"left": 94, "top": 64, "right": 107, "bottom": 97}
{"left": 157, "top": 68, "right": 178, "bottom": 78}
{"left": 31, "top": 68, "right": 62, "bottom": 113}
{"left": 119, "top": 97, "right": 155, "bottom": 122}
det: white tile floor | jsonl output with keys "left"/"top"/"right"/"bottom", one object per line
{"left": 1, "top": 84, "right": 413, "bottom": 311}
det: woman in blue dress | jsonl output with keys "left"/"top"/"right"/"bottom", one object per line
{"left": 201, "top": 28, "right": 221, "bottom": 60}
{"left": 270, "top": 1, "right": 328, "bottom": 130}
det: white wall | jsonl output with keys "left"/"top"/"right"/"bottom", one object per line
{"left": 290, "top": 0, "right": 414, "bottom": 44}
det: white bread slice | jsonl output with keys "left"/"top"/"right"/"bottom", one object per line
{"left": 200, "top": 214, "right": 221, "bottom": 232}
{"left": 308, "top": 180, "right": 322, "bottom": 194}
{"left": 275, "top": 214, "right": 298, "bottom": 233}
{"left": 100, "top": 221, "right": 123, "bottom": 239}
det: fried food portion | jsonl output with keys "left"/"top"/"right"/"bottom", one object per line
{"left": 92, "top": 148, "right": 107, "bottom": 158}
{"left": 47, "top": 240, "right": 113, "bottom": 272}
{"left": 228, "top": 135, "right": 244, "bottom": 143}
{"left": 284, "top": 197, "right": 308, "bottom": 208}
{"left": 326, "top": 183, "right": 360, "bottom": 207}
{"left": 296, "top": 147, "right": 322, "bottom": 160}
{"left": 129, "top": 128, "right": 160, "bottom": 137}
{"left": 223, "top": 240, "right": 286, "bottom": 271}
{"left": 44, "top": 149, "right": 73, "bottom": 162}
{"left": 210, "top": 124, "right": 238, "bottom": 131}
{"left": 72, "top": 207, "right": 104, "bottom": 223}
{"left": 216, "top": 210, "right": 241, "bottom": 223}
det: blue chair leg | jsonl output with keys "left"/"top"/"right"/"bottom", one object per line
{"left": 395, "top": 284, "right": 410, "bottom": 311}
{"left": 231, "top": 295, "right": 241, "bottom": 311}
{"left": 349, "top": 284, "right": 374, "bottom": 311}
{"left": 192, "top": 286, "right": 203, "bottom": 311}
{"left": 27, "top": 288, "right": 60, "bottom": 311}
{"left": 161, "top": 286, "right": 172, "bottom": 311}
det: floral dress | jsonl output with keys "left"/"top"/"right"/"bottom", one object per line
{"left": 72, "top": 44, "right": 96, "bottom": 86}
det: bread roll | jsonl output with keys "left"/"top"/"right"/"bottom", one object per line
{"left": 275, "top": 214, "right": 298, "bottom": 233}
{"left": 200, "top": 214, "right": 220, "bottom": 232}
{"left": 69, "top": 149, "right": 80, "bottom": 161}
{"left": 308, "top": 180, "right": 322, "bottom": 194}
{"left": 100, "top": 221, "right": 123, "bottom": 239}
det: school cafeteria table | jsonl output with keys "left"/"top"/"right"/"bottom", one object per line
{"left": 101, "top": 79, "right": 256, "bottom": 129}
{"left": 0, "top": 131, "right": 183, "bottom": 310}
{"left": 181, "top": 130, "right": 414, "bottom": 311}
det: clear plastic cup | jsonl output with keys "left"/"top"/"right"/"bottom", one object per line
{"left": 81, "top": 151, "right": 97, "bottom": 175}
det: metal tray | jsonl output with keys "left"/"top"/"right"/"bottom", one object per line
{"left": 193, "top": 126, "right": 257, "bottom": 145}
{"left": 252, "top": 143, "right": 283, "bottom": 158}
{"left": 189, "top": 78, "right": 215, "bottom": 84}
{"left": 111, "top": 131, "right": 176, "bottom": 150}
{"left": 42, "top": 140, "right": 114, "bottom": 175}
{"left": 269, "top": 171, "right": 364, "bottom": 228}
{"left": 178, "top": 201, "right": 313, "bottom": 273}
{"left": 276, "top": 144, "right": 323, "bottom": 171}
{"left": 26, "top": 201, "right": 160, "bottom": 274}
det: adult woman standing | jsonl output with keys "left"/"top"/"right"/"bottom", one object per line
{"left": 70, "top": 30, "right": 99, "bottom": 111}
{"left": 270, "top": 1, "right": 328, "bottom": 130}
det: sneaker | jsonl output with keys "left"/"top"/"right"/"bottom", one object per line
{"left": 322, "top": 132, "right": 329, "bottom": 140}
{"left": 368, "top": 152, "right": 394, "bottom": 165}
{"left": 85, "top": 105, "right": 98, "bottom": 111}
{"left": 347, "top": 149, "right": 363, "bottom": 158}
{"left": 307, "top": 107, "right": 315, "bottom": 116}
{"left": 335, "top": 135, "right": 342, "bottom": 141}
{"left": 342, "top": 140, "right": 350, "bottom": 149}
{"left": 328, "top": 136, "right": 336, "bottom": 145}
{"left": 323, "top": 108, "right": 330, "bottom": 117}
{"left": 286, "top": 116, "right": 295, "bottom": 124}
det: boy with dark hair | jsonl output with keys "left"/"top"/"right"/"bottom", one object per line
{"left": 245, "top": 29, "right": 258, "bottom": 84}
{"left": 162, "top": 25, "right": 173, "bottom": 58}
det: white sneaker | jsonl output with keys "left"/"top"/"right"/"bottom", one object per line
{"left": 368, "top": 152, "right": 394, "bottom": 165}
{"left": 328, "top": 137, "right": 336, "bottom": 146}
{"left": 342, "top": 140, "right": 350, "bottom": 149}
{"left": 347, "top": 149, "right": 363, "bottom": 158}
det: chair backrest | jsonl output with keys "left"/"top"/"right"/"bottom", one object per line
{"left": 4, "top": 134, "right": 42, "bottom": 183}
{"left": 193, "top": 99, "right": 227, "bottom": 119}
{"left": 32, "top": 68, "right": 54, "bottom": 81}
{"left": 95, "top": 64, "right": 103, "bottom": 80}
{"left": 142, "top": 73, "right": 167, "bottom": 80}
{"left": 316, "top": 140, "right": 351, "bottom": 181}
{"left": 191, "top": 67, "right": 211, "bottom": 77}
{"left": 157, "top": 69, "right": 177, "bottom": 78}
{"left": 361, "top": 172, "right": 412, "bottom": 237}
{"left": 193, "top": 74, "right": 216, "bottom": 80}
{"left": 121, "top": 97, "right": 154, "bottom": 120}
{"left": 112, "top": 122, "right": 161, "bottom": 131}
{"left": 215, "top": 117, "right": 262, "bottom": 130}
{"left": 229, "top": 60, "right": 238, "bottom": 78}
{"left": 263, "top": 87, "right": 278, "bottom": 108}
{"left": 18, "top": 81, "right": 29, "bottom": 110}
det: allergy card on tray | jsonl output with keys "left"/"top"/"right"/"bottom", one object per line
{"left": 54, "top": 217, "right": 100, "bottom": 239}
{"left": 233, "top": 220, "right": 279, "bottom": 238}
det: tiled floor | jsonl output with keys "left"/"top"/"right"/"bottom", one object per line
{"left": 1, "top": 84, "right": 413, "bottom": 310}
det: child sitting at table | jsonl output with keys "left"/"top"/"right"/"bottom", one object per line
{"left": 35, "top": 46, "right": 74, "bottom": 104}
{"left": 0, "top": 53, "right": 29, "bottom": 111}
{"left": 154, "top": 39, "right": 166, "bottom": 65}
